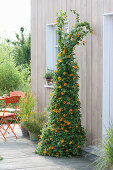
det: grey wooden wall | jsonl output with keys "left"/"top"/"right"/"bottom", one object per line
{"left": 31, "top": 0, "right": 113, "bottom": 145}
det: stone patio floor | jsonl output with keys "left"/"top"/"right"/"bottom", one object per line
{"left": 0, "top": 125, "right": 94, "bottom": 170}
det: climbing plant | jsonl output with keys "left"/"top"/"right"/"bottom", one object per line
{"left": 36, "top": 10, "right": 92, "bottom": 157}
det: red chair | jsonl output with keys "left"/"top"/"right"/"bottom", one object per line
{"left": 10, "top": 91, "right": 26, "bottom": 98}
{"left": 0, "top": 96, "right": 20, "bottom": 141}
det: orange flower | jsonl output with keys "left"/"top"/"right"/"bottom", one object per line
{"left": 69, "top": 34, "right": 71, "bottom": 38}
{"left": 58, "top": 97, "right": 61, "bottom": 99}
{"left": 60, "top": 118, "right": 63, "bottom": 121}
{"left": 51, "top": 147, "right": 54, "bottom": 149}
{"left": 66, "top": 150, "right": 68, "bottom": 152}
{"left": 83, "top": 41, "right": 86, "bottom": 43}
{"left": 69, "top": 109, "right": 72, "bottom": 112}
{"left": 59, "top": 108, "right": 62, "bottom": 112}
{"left": 74, "top": 65, "right": 77, "bottom": 69}
{"left": 51, "top": 129, "right": 53, "bottom": 131}
{"left": 63, "top": 50, "right": 65, "bottom": 54}
{"left": 58, "top": 77, "right": 61, "bottom": 81}
{"left": 55, "top": 70, "right": 58, "bottom": 73}
{"left": 52, "top": 124, "right": 55, "bottom": 126}
{"left": 55, "top": 104, "right": 58, "bottom": 107}
{"left": 58, "top": 53, "right": 61, "bottom": 56}
{"left": 77, "top": 83, "right": 79, "bottom": 86}
{"left": 43, "top": 151, "right": 47, "bottom": 154}
{"left": 66, "top": 122, "right": 70, "bottom": 125}
{"left": 69, "top": 126, "right": 72, "bottom": 128}
{"left": 76, "top": 109, "right": 78, "bottom": 111}
{"left": 71, "top": 117, "right": 74, "bottom": 119}
{"left": 77, "top": 98, "right": 79, "bottom": 101}
{"left": 64, "top": 83, "right": 67, "bottom": 86}
{"left": 62, "top": 128, "right": 63, "bottom": 130}
{"left": 81, "top": 136, "right": 83, "bottom": 138}
{"left": 60, "top": 59, "right": 62, "bottom": 62}
{"left": 78, "top": 145, "right": 80, "bottom": 148}
{"left": 54, "top": 96, "right": 56, "bottom": 98}
{"left": 59, "top": 86, "right": 61, "bottom": 88}
{"left": 70, "top": 112, "right": 73, "bottom": 115}
{"left": 69, "top": 141, "right": 72, "bottom": 144}
{"left": 61, "top": 92, "right": 64, "bottom": 95}
{"left": 70, "top": 74, "right": 73, "bottom": 77}
{"left": 68, "top": 55, "right": 70, "bottom": 58}
{"left": 54, "top": 109, "right": 56, "bottom": 112}
{"left": 63, "top": 124, "right": 66, "bottom": 127}
{"left": 62, "top": 145, "right": 65, "bottom": 147}
{"left": 69, "top": 98, "right": 71, "bottom": 100}
{"left": 47, "top": 128, "right": 49, "bottom": 130}
{"left": 78, "top": 130, "right": 80, "bottom": 133}
{"left": 75, "top": 35, "right": 77, "bottom": 37}
{"left": 67, "top": 102, "right": 70, "bottom": 105}
{"left": 64, "top": 101, "right": 66, "bottom": 104}
{"left": 44, "top": 140, "right": 46, "bottom": 142}
{"left": 50, "top": 138, "right": 52, "bottom": 140}
{"left": 63, "top": 72, "right": 66, "bottom": 75}
{"left": 72, "top": 86, "right": 74, "bottom": 88}
{"left": 55, "top": 129, "right": 57, "bottom": 132}
{"left": 65, "top": 130, "right": 67, "bottom": 132}
{"left": 63, "top": 114, "right": 66, "bottom": 117}
{"left": 58, "top": 67, "right": 60, "bottom": 69}
{"left": 61, "top": 139, "right": 64, "bottom": 143}
{"left": 76, "top": 125, "right": 78, "bottom": 128}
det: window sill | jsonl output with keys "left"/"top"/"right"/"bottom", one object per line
{"left": 44, "top": 85, "right": 54, "bottom": 89}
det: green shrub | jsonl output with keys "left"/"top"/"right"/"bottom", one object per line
{"left": 21, "top": 111, "right": 46, "bottom": 135}
{"left": 94, "top": 124, "right": 113, "bottom": 170}
{"left": 19, "top": 90, "right": 36, "bottom": 118}
{"left": 36, "top": 10, "right": 92, "bottom": 157}
{"left": 0, "top": 41, "right": 23, "bottom": 95}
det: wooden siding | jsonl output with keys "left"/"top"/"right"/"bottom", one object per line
{"left": 31, "top": 0, "right": 113, "bottom": 145}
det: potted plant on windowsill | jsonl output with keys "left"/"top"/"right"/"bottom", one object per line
{"left": 43, "top": 69, "right": 54, "bottom": 85}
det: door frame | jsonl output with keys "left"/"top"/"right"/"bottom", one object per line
{"left": 103, "top": 13, "right": 113, "bottom": 139}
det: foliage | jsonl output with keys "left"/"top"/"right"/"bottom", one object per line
{"left": 43, "top": 69, "right": 54, "bottom": 79}
{"left": 36, "top": 10, "right": 92, "bottom": 157}
{"left": 94, "top": 124, "right": 113, "bottom": 170}
{"left": 21, "top": 111, "right": 46, "bottom": 135}
{"left": 0, "top": 40, "right": 23, "bottom": 95}
{"left": 19, "top": 90, "right": 36, "bottom": 118}
{"left": 0, "top": 156, "right": 3, "bottom": 160}
{"left": 7, "top": 27, "right": 31, "bottom": 66}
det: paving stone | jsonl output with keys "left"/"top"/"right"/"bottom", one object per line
{"left": 0, "top": 124, "right": 94, "bottom": 170}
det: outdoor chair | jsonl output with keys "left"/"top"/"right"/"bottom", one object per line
{"left": 10, "top": 91, "right": 26, "bottom": 98}
{"left": 0, "top": 96, "right": 20, "bottom": 141}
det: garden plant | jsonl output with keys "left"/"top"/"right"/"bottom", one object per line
{"left": 94, "top": 123, "right": 113, "bottom": 170}
{"left": 36, "top": 10, "right": 92, "bottom": 157}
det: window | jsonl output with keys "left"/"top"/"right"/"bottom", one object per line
{"left": 46, "top": 22, "right": 69, "bottom": 71}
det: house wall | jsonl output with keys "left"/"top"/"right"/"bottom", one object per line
{"left": 31, "top": 0, "right": 113, "bottom": 145}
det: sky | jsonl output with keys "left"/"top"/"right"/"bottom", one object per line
{"left": 0, "top": 0, "right": 30, "bottom": 40}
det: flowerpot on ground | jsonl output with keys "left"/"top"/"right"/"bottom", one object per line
{"left": 29, "top": 131, "right": 39, "bottom": 141}
{"left": 21, "top": 124, "right": 29, "bottom": 137}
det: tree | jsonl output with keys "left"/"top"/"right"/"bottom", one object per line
{"left": 7, "top": 27, "right": 31, "bottom": 66}
{"left": 36, "top": 10, "right": 92, "bottom": 157}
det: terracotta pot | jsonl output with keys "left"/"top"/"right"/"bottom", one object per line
{"left": 46, "top": 78, "right": 53, "bottom": 85}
